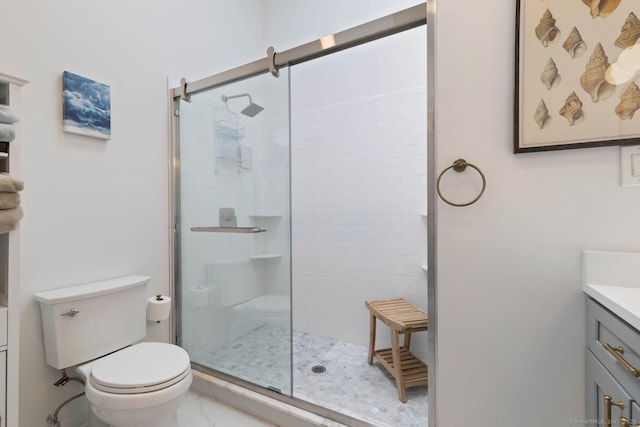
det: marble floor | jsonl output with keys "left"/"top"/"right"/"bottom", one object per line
{"left": 177, "top": 390, "right": 276, "bottom": 426}
{"left": 203, "top": 326, "right": 428, "bottom": 427}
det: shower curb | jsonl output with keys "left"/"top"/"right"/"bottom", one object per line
{"left": 190, "top": 370, "right": 352, "bottom": 427}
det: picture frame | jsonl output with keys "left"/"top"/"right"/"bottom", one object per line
{"left": 62, "top": 71, "right": 111, "bottom": 140}
{"left": 515, "top": 1, "right": 640, "bottom": 153}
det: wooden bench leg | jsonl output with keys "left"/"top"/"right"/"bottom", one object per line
{"left": 391, "top": 328, "right": 407, "bottom": 403}
{"left": 404, "top": 331, "right": 412, "bottom": 350}
{"left": 368, "top": 313, "right": 376, "bottom": 365}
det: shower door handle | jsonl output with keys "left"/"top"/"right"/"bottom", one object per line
{"left": 191, "top": 227, "right": 267, "bottom": 233}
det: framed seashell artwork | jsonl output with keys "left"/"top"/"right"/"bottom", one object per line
{"left": 515, "top": 0, "right": 640, "bottom": 152}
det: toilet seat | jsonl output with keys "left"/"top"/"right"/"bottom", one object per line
{"left": 90, "top": 342, "right": 190, "bottom": 394}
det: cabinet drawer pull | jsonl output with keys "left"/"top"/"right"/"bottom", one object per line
{"left": 605, "top": 395, "right": 624, "bottom": 426}
{"left": 620, "top": 417, "right": 640, "bottom": 427}
{"left": 603, "top": 343, "right": 640, "bottom": 377}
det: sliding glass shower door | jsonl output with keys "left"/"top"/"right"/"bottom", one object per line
{"left": 175, "top": 69, "right": 292, "bottom": 395}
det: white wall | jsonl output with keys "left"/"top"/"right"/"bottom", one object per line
{"left": 263, "top": 0, "right": 424, "bottom": 52}
{"left": 434, "top": 1, "right": 640, "bottom": 425}
{"left": 3, "top": 1, "right": 264, "bottom": 426}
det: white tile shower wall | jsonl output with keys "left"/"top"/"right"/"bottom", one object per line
{"left": 291, "top": 87, "right": 428, "bottom": 359}
{"left": 180, "top": 95, "right": 265, "bottom": 354}
{"left": 180, "top": 89, "right": 291, "bottom": 356}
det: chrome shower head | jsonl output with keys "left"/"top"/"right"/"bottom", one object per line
{"left": 221, "top": 93, "right": 264, "bottom": 117}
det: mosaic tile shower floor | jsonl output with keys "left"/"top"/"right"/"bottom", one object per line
{"left": 204, "top": 325, "right": 427, "bottom": 427}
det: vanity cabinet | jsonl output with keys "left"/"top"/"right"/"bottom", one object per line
{"left": 586, "top": 297, "right": 640, "bottom": 426}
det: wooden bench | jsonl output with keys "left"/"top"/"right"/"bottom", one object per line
{"left": 365, "top": 298, "right": 428, "bottom": 403}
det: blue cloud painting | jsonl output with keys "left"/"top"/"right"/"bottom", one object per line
{"left": 62, "top": 71, "right": 111, "bottom": 140}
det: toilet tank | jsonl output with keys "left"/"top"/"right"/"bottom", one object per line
{"left": 33, "top": 275, "right": 150, "bottom": 369}
{"left": 207, "top": 257, "right": 259, "bottom": 306}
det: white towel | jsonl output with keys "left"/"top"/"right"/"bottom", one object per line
{"left": 0, "top": 193, "right": 20, "bottom": 210}
{"left": 0, "top": 123, "right": 15, "bottom": 142}
{"left": 0, "top": 105, "right": 18, "bottom": 124}
{"left": 0, "top": 174, "right": 24, "bottom": 192}
{"left": 0, "top": 206, "right": 22, "bottom": 234}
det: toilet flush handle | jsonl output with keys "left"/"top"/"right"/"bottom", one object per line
{"left": 60, "top": 309, "right": 80, "bottom": 317}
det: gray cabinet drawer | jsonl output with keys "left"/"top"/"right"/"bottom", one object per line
{"left": 587, "top": 298, "right": 640, "bottom": 399}
{"left": 587, "top": 349, "right": 633, "bottom": 423}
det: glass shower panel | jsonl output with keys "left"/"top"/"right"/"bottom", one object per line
{"left": 177, "top": 69, "right": 291, "bottom": 395}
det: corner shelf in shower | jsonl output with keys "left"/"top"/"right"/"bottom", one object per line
{"left": 191, "top": 226, "right": 267, "bottom": 233}
{"left": 215, "top": 155, "right": 243, "bottom": 163}
{"left": 249, "top": 253, "right": 282, "bottom": 260}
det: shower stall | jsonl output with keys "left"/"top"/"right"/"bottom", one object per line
{"left": 171, "top": 4, "right": 428, "bottom": 426}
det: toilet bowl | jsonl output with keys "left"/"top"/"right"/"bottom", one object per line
{"left": 74, "top": 342, "right": 192, "bottom": 427}
{"left": 34, "top": 275, "right": 192, "bottom": 427}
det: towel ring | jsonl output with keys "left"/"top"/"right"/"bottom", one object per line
{"left": 437, "top": 159, "right": 486, "bottom": 207}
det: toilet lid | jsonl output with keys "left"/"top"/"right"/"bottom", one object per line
{"left": 91, "top": 342, "right": 190, "bottom": 394}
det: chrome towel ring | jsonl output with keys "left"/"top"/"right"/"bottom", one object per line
{"left": 437, "top": 159, "right": 486, "bottom": 207}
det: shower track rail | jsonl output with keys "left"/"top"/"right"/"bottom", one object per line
{"left": 190, "top": 227, "right": 266, "bottom": 233}
{"left": 171, "top": 3, "right": 427, "bottom": 100}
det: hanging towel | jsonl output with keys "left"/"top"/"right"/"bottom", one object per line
{"left": 0, "top": 123, "right": 15, "bottom": 142}
{"left": 0, "top": 173, "right": 24, "bottom": 192}
{"left": 0, "top": 206, "right": 22, "bottom": 234}
{"left": 0, "top": 105, "right": 18, "bottom": 124}
{"left": 0, "top": 192, "right": 20, "bottom": 210}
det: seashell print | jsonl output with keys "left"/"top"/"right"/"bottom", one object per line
{"left": 581, "top": 0, "right": 621, "bottom": 19}
{"left": 534, "top": 99, "right": 551, "bottom": 129}
{"left": 559, "top": 92, "right": 584, "bottom": 126}
{"left": 563, "top": 27, "right": 587, "bottom": 58}
{"left": 535, "top": 9, "right": 561, "bottom": 47}
{"left": 580, "top": 43, "right": 616, "bottom": 103}
{"left": 615, "top": 12, "right": 640, "bottom": 49}
{"left": 540, "top": 58, "right": 561, "bottom": 90}
{"left": 615, "top": 82, "right": 640, "bottom": 119}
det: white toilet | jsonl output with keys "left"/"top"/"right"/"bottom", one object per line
{"left": 34, "top": 275, "right": 192, "bottom": 427}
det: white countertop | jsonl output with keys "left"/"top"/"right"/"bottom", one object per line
{"left": 584, "top": 283, "right": 640, "bottom": 331}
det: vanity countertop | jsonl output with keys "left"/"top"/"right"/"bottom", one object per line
{"left": 584, "top": 283, "right": 640, "bottom": 332}
{"left": 582, "top": 250, "right": 640, "bottom": 330}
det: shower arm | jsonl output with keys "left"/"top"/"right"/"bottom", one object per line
{"left": 221, "top": 93, "right": 253, "bottom": 103}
